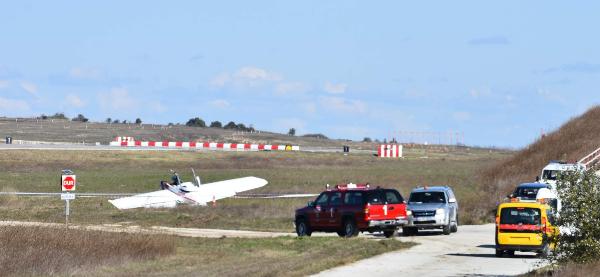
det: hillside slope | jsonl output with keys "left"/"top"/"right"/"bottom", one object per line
{"left": 482, "top": 105, "right": 600, "bottom": 202}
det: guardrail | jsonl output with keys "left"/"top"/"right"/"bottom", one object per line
{"left": 578, "top": 146, "right": 600, "bottom": 169}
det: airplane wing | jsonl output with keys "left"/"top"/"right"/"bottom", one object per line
{"left": 108, "top": 190, "right": 185, "bottom": 210}
{"left": 184, "top": 176, "right": 268, "bottom": 205}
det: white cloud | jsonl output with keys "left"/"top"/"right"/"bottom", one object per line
{"left": 537, "top": 88, "right": 566, "bottom": 104}
{"left": 69, "top": 67, "right": 102, "bottom": 80}
{"left": 0, "top": 97, "right": 30, "bottom": 113}
{"left": 210, "top": 66, "right": 282, "bottom": 89}
{"left": 209, "top": 99, "right": 231, "bottom": 109}
{"left": 452, "top": 111, "right": 471, "bottom": 122}
{"left": 20, "top": 81, "right": 38, "bottom": 96}
{"left": 324, "top": 82, "right": 347, "bottom": 94}
{"left": 65, "top": 94, "right": 85, "bottom": 108}
{"left": 98, "top": 87, "right": 137, "bottom": 110}
{"left": 319, "top": 96, "right": 367, "bottom": 114}
{"left": 0, "top": 80, "right": 9, "bottom": 89}
{"left": 275, "top": 82, "right": 309, "bottom": 95}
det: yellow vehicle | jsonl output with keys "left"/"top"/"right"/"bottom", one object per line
{"left": 495, "top": 201, "right": 557, "bottom": 257}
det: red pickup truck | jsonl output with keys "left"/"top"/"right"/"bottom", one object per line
{"left": 295, "top": 183, "right": 408, "bottom": 238}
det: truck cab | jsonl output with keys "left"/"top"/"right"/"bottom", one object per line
{"left": 295, "top": 183, "right": 408, "bottom": 238}
{"left": 495, "top": 202, "right": 557, "bottom": 257}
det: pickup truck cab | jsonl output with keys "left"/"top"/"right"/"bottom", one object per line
{"left": 295, "top": 183, "right": 408, "bottom": 238}
{"left": 495, "top": 201, "right": 557, "bottom": 257}
{"left": 403, "top": 186, "right": 458, "bottom": 235}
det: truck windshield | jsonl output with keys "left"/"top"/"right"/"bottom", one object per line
{"left": 542, "top": 170, "right": 558, "bottom": 181}
{"left": 409, "top": 191, "right": 446, "bottom": 204}
{"left": 500, "top": 208, "right": 541, "bottom": 225}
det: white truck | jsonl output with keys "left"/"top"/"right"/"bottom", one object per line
{"left": 539, "top": 161, "right": 585, "bottom": 189}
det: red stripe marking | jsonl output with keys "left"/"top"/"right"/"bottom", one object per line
{"left": 149, "top": 141, "right": 156, "bottom": 147}
{"left": 120, "top": 142, "right": 127, "bottom": 146}
{"left": 271, "top": 145, "right": 279, "bottom": 150}
{"left": 216, "top": 143, "right": 224, "bottom": 148}
{"left": 244, "top": 144, "right": 251, "bottom": 149}
{"left": 258, "top": 144, "right": 265, "bottom": 150}
{"left": 135, "top": 141, "right": 142, "bottom": 146}
{"left": 190, "top": 141, "right": 196, "bottom": 147}
{"left": 175, "top": 141, "right": 183, "bottom": 147}
{"left": 230, "top": 143, "right": 237, "bottom": 149}
{"left": 499, "top": 224, "right": 541, "bottom": 231}
{"left": 203, "top": 142, "right": 210, "bottom": 148}
{"left": 162, "top": 141, "right": 169, "bottom": 147}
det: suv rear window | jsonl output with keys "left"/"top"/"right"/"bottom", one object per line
{"left": 409, "top": 191, "right": 446, "bottom": 204}
{"left": 500, "top": 207, "right": 540, "bottom": 225}
{"left": 366, "top": 189, "right": 404, "bottom": 204}
{"left": 513, "top": 186, "right": 547, "bottom": 200}
{"left": 344, "top": 191, "right": 365, "bottom": 205}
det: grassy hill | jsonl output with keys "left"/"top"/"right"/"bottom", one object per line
{"left": 0, "top": 117, "right": 369, "bottom": 149}
{"left": 481, "top": 105, "right": 600, "bottom": 206}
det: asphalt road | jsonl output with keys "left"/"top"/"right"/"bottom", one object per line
{"left": 315, "top": 224, "right": 544, "bottom": 277}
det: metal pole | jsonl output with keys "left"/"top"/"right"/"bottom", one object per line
{"left": 65, "top": 197, "right": 70, "bottom": 228}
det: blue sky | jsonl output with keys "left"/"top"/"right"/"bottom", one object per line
{"left": 1, "top": 1, "right": 600, "bottom": 148}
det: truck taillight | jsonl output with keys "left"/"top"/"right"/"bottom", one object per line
{"left": 495, "top": 216, "right": 499, "bottom": 226}
{"left": 541, "top": 217, "right": 547, "bottom": 233}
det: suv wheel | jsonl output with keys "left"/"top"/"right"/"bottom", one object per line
{"left": 295, "top": 218, "right": 312, "bottom": 237}
{"left": 383, "top": 230, "right": 396, "bottom": 238}
{"left": 442, "top": 223, "right": 451, "bottom": 235}
{"left": 343, "top": 219, "right": 358, "bottom": 238}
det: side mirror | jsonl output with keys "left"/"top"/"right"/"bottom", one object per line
{"left": 448, "top": 198, "right": 456, "bottom": 203}
{"left": 307, "top": 201, "right": 315, "bottom": 207}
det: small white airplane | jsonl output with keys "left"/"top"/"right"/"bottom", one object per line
{"left": 108, "top": 169, "right": 268, "bottom": 210}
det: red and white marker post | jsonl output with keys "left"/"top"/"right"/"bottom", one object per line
{"left": 60, "top": 170, "right": 76, "bottom": 227}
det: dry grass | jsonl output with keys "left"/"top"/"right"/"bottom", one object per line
{"left": 526, "top": 261, "right": 600, "bottom": 277}
{"left": 478, "top": 105, "right": 600, "bottom": 219}
{"left": 0, "top": 225, "right": 175, "bottom": 276}
{"left": 87, "top": 236, "right": 413, "bottom": 277}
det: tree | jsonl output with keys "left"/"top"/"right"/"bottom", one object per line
{"left": 236, "top": 123, "right": 247, "bottom": 131}
{"left": 135, "top": 118, "right": 142, "bottom": 124}
{"left": 113, "top": 119, "right": 120, "bottom": 124}
{"left": 186, "top": 117, "right": 206, "bottom": 127}
{"left": 106, "top": 118, "right": 112, "bottom": 124}
{"left": 550, "top": 170, "right": 600, "bottom": 264}
{"left": 71, "top": 114, "right": 89, "bottom": 122}
{"left": 210, "top": 121, "right": 222, "bottom": 128}
{"left": 363, "top": 137, "right": 372, "bottom": 142}
{"left": 288, "top": 128, "right": 296, "bottom": 136}
{"left": 122, "top": 120, "right": 127, "bottom": 124}
{"left": 224, "top": 121, "right": 237, "bottom": 129}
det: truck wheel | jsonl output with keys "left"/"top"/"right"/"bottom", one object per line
{"left": 495, "top": 249, "right": 503, "bottom": 257}
{"left": 343, "top": 219, "right": 358, "bottom": 238}
{"left": 295, "top": 218, "right": 312, "bottom": 237}
{"left": 336, "top": 231, "right": 345, "bottom": 237}
{"left": 383, "top": 230, "right": 396, "bottom": 238}
{"left": 403, "top": 227, "right": 417, "bottom": 236}
{"left": 442, "top": 223, "right": 451, "bottom": 235}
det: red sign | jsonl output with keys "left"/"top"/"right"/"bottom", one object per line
{"left": 61, "top": 175, "right": 76, "bottom": 191}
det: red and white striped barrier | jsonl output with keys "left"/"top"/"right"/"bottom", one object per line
{"left": 378, "top": 144, "right": 402, "bottom": 158}
{"left": 109, "top": 140, "right": 300, "bottom": 151}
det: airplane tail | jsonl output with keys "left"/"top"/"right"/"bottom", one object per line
{"left": 191, "top": 168, "right": 201, "bottom": 186}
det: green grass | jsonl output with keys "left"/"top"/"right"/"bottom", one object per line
{"left": 0, "top": 148, "right": 508, "bottom": 230}
{"left": 86, "top": 236, "right": 413, "bottom": 277}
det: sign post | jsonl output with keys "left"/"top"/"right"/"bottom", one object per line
{"left": 61, "top": 170, "right": 76, "bottom": 227}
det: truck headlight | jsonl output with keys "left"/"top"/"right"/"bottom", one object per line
{"left": 436, "top": 208, "right": 445, "bottom": 216}
{"left": 406, "top": 210, "right": 412, "bottom": 216}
